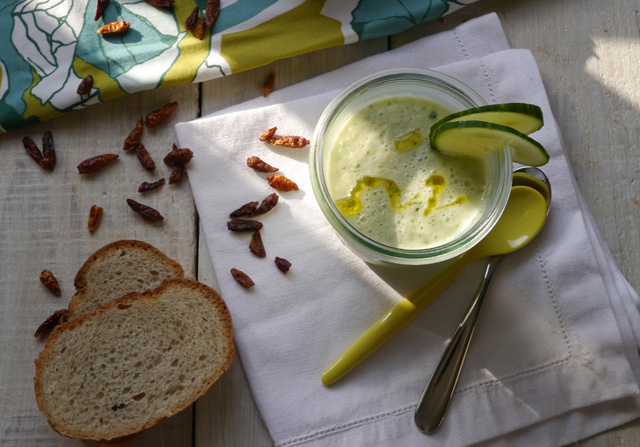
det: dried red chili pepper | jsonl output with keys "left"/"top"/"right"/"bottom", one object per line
{"left": 249, "top": 231, "right": 266, "bottom": 257}
{"left": 77, "top": 154, "right": 118, "bottom": 174}
{"left": 205, "top": 0, "right": 220, "bottom": 27}
{"left": 230, "top": 268, "right": 254, "bottom": 288}
{"left": 274, "top": 257, "right": 292, "bottom": 273}
{"left": 123, "top": 116, "right": 143, "bottom": 150}
{"left": 77, "top": 75, "right": 93, "bottom": 95}
{"left": 126, "top": 199, "right": 164, "bottom": 222}
{"left": 163, "top": 145, "right": 193, "bottom": 166}
{"left": 227, "top": 218, "right": 263, "bottom": 232}
{"left": 262, "top": 72, "right": 275, "bottom": 98}
{"left": 230, "top": 201, "right": 259, "bottom": 218}
{"left": 145, "top": 102, "right": 179, "bottom": 128}
{"left": 138, "top": 178, "right": 165, "bottom": 193}
{"left": 251, "top": 193, "right": 279, "bottom": 216}
{"left": 247, "top": 156, "right": 278, "bottom": 172}
{"left": 267, "top": 135, "right": 309, "bottom": 148}
{"left": 97, "top": 20, "right": 130, "bottom": 35}
{"left": 195, "top": 17, "right": 206, "bottom": 40}
{"left": 39, "top": 270, "right": 61, "bottom": 296}
{"left": 144, "top": 0, "right": 173, "bottom": 7}
{"left": 88, "top": 205, "right": 103, "bottom": 233}
{"left": 266, "top": 175, "right": 298, "bottom": 191}
{"left": 35, "top": 309, "right": 69, "bottom": 338}
{"left": 135, "top": 144, "right": 156, "bottom": 171}
{"left": 168, "top": 166, "right": 183, "bottom": 184}
{"left": 94, "top": 0, "right": 110, "bottom": 21}
{"left": 259, "top": 127, "right": 277, "bottom": 141}
{"left": 41, "top": 131, "right": 56, "bottom": 170}
{"left": 185, "top": 6, "right": 199, "bottom": 31}
{"left": 22, "top": 136, "right": 43, "bottom": 167}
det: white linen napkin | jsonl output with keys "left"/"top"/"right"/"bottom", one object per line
{"left": 175, "top": 13, "right": 640, "bottom": 447}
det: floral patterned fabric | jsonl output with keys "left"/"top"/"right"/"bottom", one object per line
{"left": 0, "top": 0, "right": 474, "bottom": 132}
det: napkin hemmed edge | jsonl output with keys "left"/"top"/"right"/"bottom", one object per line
{"left": 273, "top": 395, "right": 640, "bottom": 447}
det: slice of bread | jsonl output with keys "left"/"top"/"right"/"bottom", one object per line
{"left": 67, "top": 240, "right": 184, "bottom": 320}
{"left": 34, "top": 278, "right": 234, "bottom": 442}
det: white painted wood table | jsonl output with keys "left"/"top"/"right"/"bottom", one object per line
{"left": 2, "top": 0, "right": 639, "bottom": 445}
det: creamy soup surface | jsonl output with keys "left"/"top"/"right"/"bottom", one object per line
{"left": 326, "top": 96, "right": 487, "bottom": 249}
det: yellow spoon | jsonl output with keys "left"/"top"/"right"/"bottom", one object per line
{"left": 322, "top": 184, "right": 549, "bottom": 386}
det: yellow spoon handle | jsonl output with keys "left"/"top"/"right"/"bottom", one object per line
{"left": 322, "top": 253, "right": 475, "bottom": 386}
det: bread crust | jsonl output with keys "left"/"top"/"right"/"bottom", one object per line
{"left": 34, "top": 278, "right": 234, "bottom": 442}
{"left": 95, "top": 431, "right": 143, "bottom": 446}
{"left": 67, "top": 240, "right": 184, "bottom": 319}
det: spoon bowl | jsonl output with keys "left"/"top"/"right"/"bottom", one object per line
{"left": 513, "top": 166, "right": 551, "bottom": 206}
{"left": 473, "top": 185, "right": 547, "bottom": 256}
{"left": 322, "top": 171, "right": 550, "bottom": 386}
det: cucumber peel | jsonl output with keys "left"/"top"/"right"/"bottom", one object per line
{"left": 431, "top": 103, "right": 544, "bottom": 136}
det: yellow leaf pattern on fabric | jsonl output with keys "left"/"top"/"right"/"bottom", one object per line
{"left": 160, "top": 2, "right": 211, "bottom": 88}
{"left": 220, "top": 0, "right": 344, "bottom": 73}
{"left": 22, "top": 70, "right": 64, "bottom": 123}
{"left": 73, "top": 57, "right": 125, "bottom": 102}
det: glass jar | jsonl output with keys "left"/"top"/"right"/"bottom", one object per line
{"left": 309, "top": 68, "right": 512, "bottom": 265}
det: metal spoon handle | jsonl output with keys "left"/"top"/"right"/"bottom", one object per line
{"left": 414, "top": 255, "right": 503, "bottom": 433}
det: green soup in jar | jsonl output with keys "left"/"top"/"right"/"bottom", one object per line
{"left": 326, "top": 96, "right": 487, "bottom": 249}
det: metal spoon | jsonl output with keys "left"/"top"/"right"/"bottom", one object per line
{"left": 414, "top": 167, "right": 551, "bottom": 433}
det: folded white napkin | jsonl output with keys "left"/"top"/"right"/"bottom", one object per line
{"left": 176, "top": 13, "right": 640, "bottom": 447}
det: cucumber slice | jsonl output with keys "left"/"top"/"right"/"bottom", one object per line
{"left": 431, "top": 103, "right": 543, "bottom": 136}
{"left": 430, "top": 120, "right": 550, "bottom": 167}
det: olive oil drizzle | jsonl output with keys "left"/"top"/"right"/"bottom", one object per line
{"left": 423, "top": 174, "right": 446, "bottom": 216}
{"left": 336, "top": 176, "right": 405, "bottom": 216}
{"left": 336, "top": 174, "right": 467, "bottom": 218}
{"left": 394, "top": 130, "right": 423, "bottom": 152}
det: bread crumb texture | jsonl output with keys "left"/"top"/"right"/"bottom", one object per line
{"left": 34, "top": 279, "right": 233, "bottom": 441}
{"left": 69, "top": 240, "right": 184, "bottom": 320}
